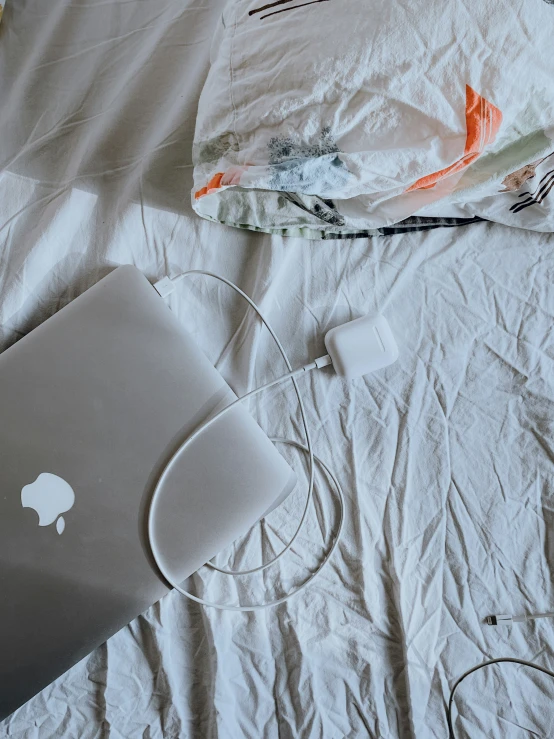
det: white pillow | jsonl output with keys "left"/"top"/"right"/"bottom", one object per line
{"left": 193, "top": 0, "right": 554, "bottom": 237}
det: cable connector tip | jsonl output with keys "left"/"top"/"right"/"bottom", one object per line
{"left": 486, "top": 614, "right": 512, "bottom": 626}
{"left": 314, "top": 354, "right": 333, "bottom": 369}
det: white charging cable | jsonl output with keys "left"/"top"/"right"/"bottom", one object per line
{"left": 447, "top": 658, "right": 554, "bottom": 738}
{"left": 153, "top": 271, "right": 554, "bottom": 729}
{"left": 148, "top": 270, "right": 345, "bottom": 611}
{"left": 486, "top": 611, "right": 554, "bottom": 626}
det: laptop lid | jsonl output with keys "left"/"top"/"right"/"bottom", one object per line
{"left": 0, "top": 265, "right": 296, "bottom": 721}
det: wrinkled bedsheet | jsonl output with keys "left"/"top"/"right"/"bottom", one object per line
{"left": 1, "top": 2, "right": 554, "bottom": 738}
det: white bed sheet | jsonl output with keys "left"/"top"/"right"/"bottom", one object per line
{"left": 2, "top": 2, "right": 554, "bottom": 737}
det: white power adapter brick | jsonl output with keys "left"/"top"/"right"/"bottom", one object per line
{"left": 324, "top": 314, "right": 398, "bottom": 380}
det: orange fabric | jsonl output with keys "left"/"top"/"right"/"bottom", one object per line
{"left": 195, "top": 166, "right": 251, "bottom": 199}
{"left": 194, "top": 172, "right": 224, "bottom": 200}
{"left": 406, "top": 85, "right": 502, "bottom": 192}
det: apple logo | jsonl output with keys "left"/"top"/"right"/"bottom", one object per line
{"left": 21, "top": 473, "right": 75, "bottom": 535}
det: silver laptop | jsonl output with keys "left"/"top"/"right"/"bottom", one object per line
{"left": 0, "top": 265, "right": 296, "bottom": 722}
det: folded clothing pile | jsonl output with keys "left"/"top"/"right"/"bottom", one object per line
{"left": 192, "top": 0, "right": 554, "bottom": 238}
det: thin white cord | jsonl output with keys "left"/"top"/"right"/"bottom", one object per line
{"left": 153, "top": 274, "right": 554, "bottom": 731}
{"left": 147, "top": 270, "right": 344, "bottom": 610}
{"left": 519, "top": 611, "right": 554, "bottom": 623}
{"left": 447, "top": 658, "right": 554, "bottom": 739}
{"left": 487, "top": 611, "right": 554, "bottom": 625}
{"left": 171, "top": 270, "right": 317, "bottom": 577}
{"left": 149, "top": 438, "right": 344, "bottom": 611}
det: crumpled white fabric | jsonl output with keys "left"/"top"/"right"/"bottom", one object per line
{"left": 192, "top": 0, "right": 554, "bottom": 237}
{"left": 2, "top": 1, "right": 554, "bottom": 738}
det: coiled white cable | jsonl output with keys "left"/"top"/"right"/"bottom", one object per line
{"left": 147, "top": 270, "right": 345, "bottom": 611}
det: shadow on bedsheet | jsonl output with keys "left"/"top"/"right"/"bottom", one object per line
{"left": 0, "top": 0, "right": 217, "bottom": 228}
{"left": 380, "top": 555, "right": 416, "bottom": 738}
